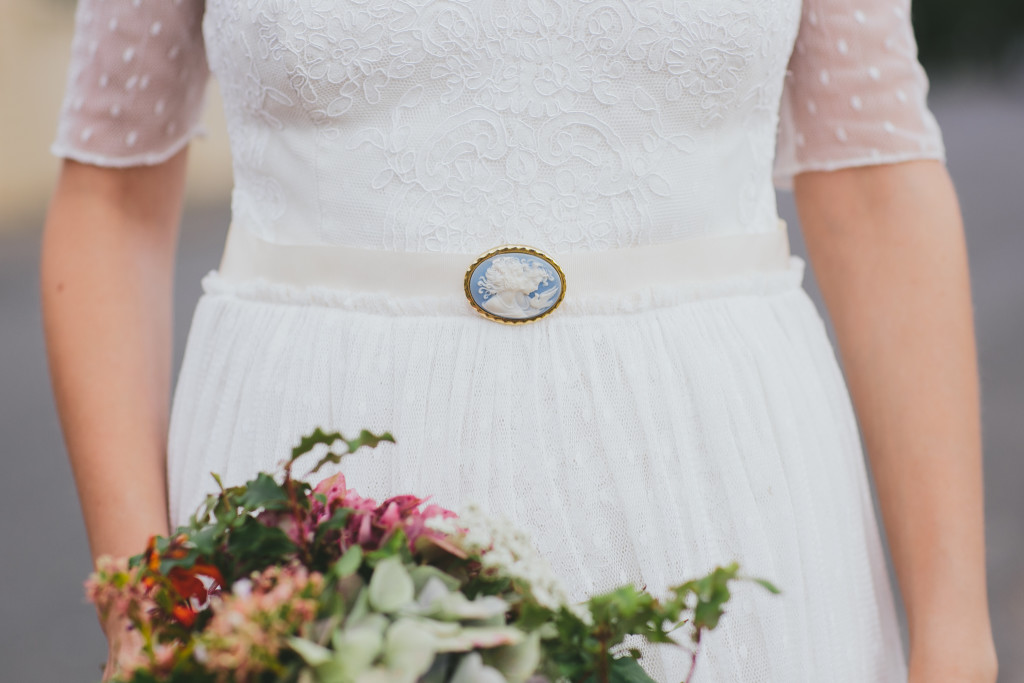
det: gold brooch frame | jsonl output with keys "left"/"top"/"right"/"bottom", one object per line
{"left": 463, "top": 245, "right": 567, "bottom": 325}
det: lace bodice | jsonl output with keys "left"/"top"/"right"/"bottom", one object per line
{"left": 53, "top": 0, "right": 944, "bottom": 254}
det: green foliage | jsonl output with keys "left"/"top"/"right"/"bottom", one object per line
{"left": 330, "top": 545, "right": 363, "bottom": 580}
{"left": 224, "top": 518, "right": 300, "bottom": 581}
{"left": 536, "top": 562, "right": 779, "bottom": 683}
{"left": 146, "top": 428, "right": 397, "bottom": 583}
{"left": 238, "top": 473, "right": 293, "bottom": 511}
{"left": 97, "top": 428, "right": 781, "bottom": 683}
{"left": 362, "top": 527, "right": 414, "bottom": 568}
{"left": 599, "top": 657, "right": 656, "bottom": 683}
{"left": 290, "top": 427, "right": 396, "bottom": 475}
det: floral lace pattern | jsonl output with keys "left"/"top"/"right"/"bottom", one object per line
{"left": 55, "top": 0, "right": 944, "bottom": 253}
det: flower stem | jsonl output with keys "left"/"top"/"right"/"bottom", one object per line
{"left": 283, "top": 463, "right": 313, "bottom": 565}
{"left": 683, "top": 630, "right": 702, "bottom": 683}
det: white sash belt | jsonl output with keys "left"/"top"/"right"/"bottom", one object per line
{"left": 218, "top": 220, "right": 792, "bottom": 299}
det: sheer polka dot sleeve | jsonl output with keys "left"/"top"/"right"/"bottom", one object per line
{"left": 51, "top": 0, "right": 209, "bottom": 167}
{"left": 773, "top": 0, "right": 945, "bottom": 190}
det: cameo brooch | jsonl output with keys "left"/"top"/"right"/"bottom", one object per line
{"left": 464, "top": 246, "right": 566, "bottom": 324}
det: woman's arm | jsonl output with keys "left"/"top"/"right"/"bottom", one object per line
{"left": 41, "top": 150, "right": 189, "bottom": 565}
{"left": 793, "top": 160, "right": 997, "bottom": 682}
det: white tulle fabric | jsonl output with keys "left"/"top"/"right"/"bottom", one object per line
{"left": 52, "top": 1, "right": 944, "bottom": 680}
{"left": 170, "top": 266, "right": 907, "bottom": 681}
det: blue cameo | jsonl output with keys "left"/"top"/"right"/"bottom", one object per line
{"left": 466, "top": 249, "right": 564, "bottom": 322}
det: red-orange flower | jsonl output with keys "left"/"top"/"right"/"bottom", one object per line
{"left": 171, "top": 604, "right": 198, "bottom": 628}
{"left": 168, "top": 564, "right": 224, "bottom": 600}
{"left": 142, "top": 534, "right": 226, "bottom": 627}
{"left": 166, "top": 563, "right": 224, "bottom": 627}
{"left": 191, "top": 563, "right": 225, "bottom": 588}
{"left": 168, "top": 567, "right": 206, "bottom": 602}
{"left": 145, "top": 536, "right": 161, "bottom": 571}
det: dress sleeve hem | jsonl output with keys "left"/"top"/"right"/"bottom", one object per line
{"left": 50, "top": 122, "right": 207, "bottom": 169}
{"left": 772, "top": 148, "right": 947, "bottom": 191}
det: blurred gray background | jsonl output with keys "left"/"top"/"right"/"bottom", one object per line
{"left": 1, "top": 1, "right": 1022, "bottom": 681}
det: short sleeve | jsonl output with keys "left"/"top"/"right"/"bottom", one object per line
{"left": 773, "top": 0, "right": 946, "bottom": 190}
{"left": 52, "top": 0, "right": 209, "bottom": 168}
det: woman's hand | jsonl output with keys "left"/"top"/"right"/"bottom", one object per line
{"left": 908, "top": 616, "right": 998, "bottom": 683}
{"left": 908, "top": 647, "right": 998, "bottom": 683}
{"left": 98, "top": 608, "right": 146, "bottom": 683}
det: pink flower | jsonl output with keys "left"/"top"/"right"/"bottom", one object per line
{"left": 85, "top": 555, "right": 158, "bottom": 628}
{"left": 255, "top": 508, "right": 307, "bottom": 547}
{"left": 85, "top": 555, "right": 176, "bottom": 677}
{"left": 198, "top": 562, "right": 324, "bottom": 682}
{"left": 309, "top": 473, "right": 460, "bottom": 555}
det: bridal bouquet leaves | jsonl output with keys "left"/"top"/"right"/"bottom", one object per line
{"left": 87, "top": 430, "right": 777, "bottom": 683}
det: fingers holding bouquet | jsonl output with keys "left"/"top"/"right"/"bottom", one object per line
{"left": 98, "top": 606, "right": 145, "bottom": 682}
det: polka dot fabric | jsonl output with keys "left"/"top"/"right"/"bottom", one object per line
{"left": 52, "top": 0, "right": 208, "bottom": 167}
{"left": 774, "top": 0, "right": 945, "bottom": 188}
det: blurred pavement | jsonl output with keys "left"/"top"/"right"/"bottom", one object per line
{"left": 1, "top": 78, "right": 1021, "bottom": 682}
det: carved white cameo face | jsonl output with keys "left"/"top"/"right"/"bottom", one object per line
{"left": 465, "top": 247, "right": 565, "bottom": 323}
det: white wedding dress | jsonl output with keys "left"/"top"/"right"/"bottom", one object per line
{"left": 54, "top": 1, "right": 945, "bottom": 680}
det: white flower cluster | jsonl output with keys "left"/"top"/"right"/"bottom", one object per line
{"left": 427, "top": 504, "right": 593, "bottom": 625}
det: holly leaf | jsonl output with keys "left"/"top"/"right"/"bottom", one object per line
{"left": 291, "top": 428, "right": 394, "bottom": 461}
{"left": 237, "top": 473, "right": 291, "bottom": 511}
{"left": 225, "top": 518, "right": 299, "bottom": 578}
{"left": 309, "top": 430, "right": 397, "bottom": 474}
{"left": 606, "top": 656, "right": 658, "bottom": 683}
{"left": 291, "top": 428, "right": 347, "bottom": 462}
{"left": 188, "top": 522, "right": 226, "bottom": 558}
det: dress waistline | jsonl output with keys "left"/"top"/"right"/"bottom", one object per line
{"left": 217, "top": 220, "right": 793, "bottom": 299}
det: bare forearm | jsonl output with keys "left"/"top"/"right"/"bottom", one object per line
{"left": 41, "top": 154, "right": 188, "bottom": 565}
{"left": 793, "top": 161, "right": 995, "bottom": 674}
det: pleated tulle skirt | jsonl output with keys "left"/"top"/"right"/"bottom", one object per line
{"left": 166, "top": 256, "right": 907, "bottom": 682}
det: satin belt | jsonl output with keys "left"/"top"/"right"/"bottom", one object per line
{"left": 217, "top": 219, "right": 792, "bottom": 297}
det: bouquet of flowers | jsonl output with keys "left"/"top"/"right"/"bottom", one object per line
{"left": 87, "top": 429, "right": 778, "bottom": 683}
